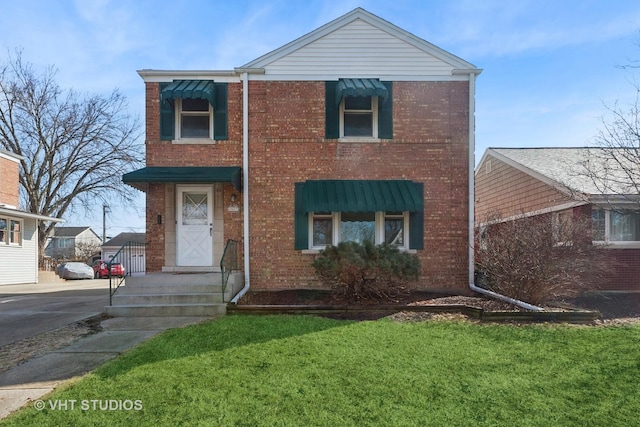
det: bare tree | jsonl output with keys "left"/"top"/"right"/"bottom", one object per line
{"left": 475, "top": 211, "right": 610, "bottom": 305}
{"left": 0, "top": 52, "right": 143, "bottom": 262}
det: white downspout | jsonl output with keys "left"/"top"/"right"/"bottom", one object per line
{"left": 230, "top": 72, "right": 250, "bottom": 304}
{"left": 464, "top": 70, "right": 543, "bottom": 312}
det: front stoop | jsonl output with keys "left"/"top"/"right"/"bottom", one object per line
{"left": 105, "top": 273, "right": 235, "bottom": 317}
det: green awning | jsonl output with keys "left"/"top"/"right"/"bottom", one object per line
{"left": 123, "top": 166, "right": 241, "bottom": 192}
{"left": 336, "top": 78, "right": 388, "bottom": 106}
{"left": 301, "top": 180, "right": 423, "bottom": 213}
{"left": 161, "top": 80, "right": 216, "bottom": 107}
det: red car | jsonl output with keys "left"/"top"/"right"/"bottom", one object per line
{"left": 92, "top": 260, "right": 125, "bottom": 278}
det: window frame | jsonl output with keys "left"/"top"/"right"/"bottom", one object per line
{"left": 339, "top": 96, "right": 379, "bottom": 140}
{"left": 592, "top": 207, "right": 640, "bottom": 247}
{"left": 0, "top": 216, "right": 22, "bottom": 247}
{"left": 309, "top": 211, "right": 410, "bottom": 250}
{"left": 174, "top": 98, "right": 214, "bottom": 142}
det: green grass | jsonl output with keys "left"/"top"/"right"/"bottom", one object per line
{"left": 4, "top": 315, "right": 640, "bottom": 426}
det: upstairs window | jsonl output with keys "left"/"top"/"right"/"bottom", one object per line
{"left": 178, "top": 98, "right": 212, "bottom": 139}
{"left": 325, "top": 80, "right": 393, "bottom": 140}
{"left": 160, "top": 80, "right": 228, "bottom": 142}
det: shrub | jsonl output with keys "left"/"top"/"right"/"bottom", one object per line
{"left": 312, "top": 241, "right": 421, "bottom": 301}
{"left": 475, "top": 210, "right": 610, "bottom": 305}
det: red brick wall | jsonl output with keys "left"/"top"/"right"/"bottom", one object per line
{"left": 247, "top": 81, "right": 470, "bottom": 292}
{"left": 144, "top": 80, "right": 472, "bottom": 293}
{"left": 0, "top": 156, "right": 20, "bottom": 207}
{"left": 601, "top": 249, "right": 640, "bottom": 291}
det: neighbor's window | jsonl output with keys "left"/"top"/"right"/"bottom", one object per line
{"left": 0, "top": 218, "right": 21, "bottom": 246}
{"left": 341, "top": 96, "right": 378, "bottom": 138}
{"left": 10, "top": 220, "right": 21, "bottom": 245}
{"left": 592, "top": 208, "right": 640, "bottom": 242}
{"left": 178, "top": 98, "right": 212, "bottom": 139}
{"left": 0, "top": 218, "right": 6, "bottom": 244}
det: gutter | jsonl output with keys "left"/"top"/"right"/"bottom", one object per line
{"left": 465, "top": 70, "right": 543, "bottom": 312}
{"left": 230, "top": 71, "right": 251, "bottom": 304}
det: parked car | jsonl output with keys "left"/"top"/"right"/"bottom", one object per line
{"left": 91, "top": 260, "right": 125, "bottom": 279}
{"left": 58, "top": 262, "right": 94, "bottom": 280}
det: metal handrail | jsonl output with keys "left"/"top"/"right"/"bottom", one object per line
{"left": 220, "top": 239, "right": 239, "bottom": 303}
{"left": 108, "top": 241, "right": 146, "bottom": 305}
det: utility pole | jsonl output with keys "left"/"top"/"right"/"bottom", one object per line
{"left": 102, "top": 204, "right": 109, "bottom": 244}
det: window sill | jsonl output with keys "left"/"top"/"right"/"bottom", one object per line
{"left": 302, "top": 247, "right": 416, "bottom": 254}
{"left": 593, "top": 241, "right": 640, "bottom": 249}
{"left": 172, "top": 138, "right": 215, "bottom": 145}
{"left": 338, "top": 137, "right": 380, "bottom": 143}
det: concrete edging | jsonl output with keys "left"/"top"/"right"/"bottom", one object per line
{"left": 227, "top": 304, "right": 601, "bottom": 323}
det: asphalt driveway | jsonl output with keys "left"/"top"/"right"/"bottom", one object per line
{"left": 0, "top": 279, "right": 111, "bottom": 347}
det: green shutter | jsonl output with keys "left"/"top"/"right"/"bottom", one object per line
{"left": 213, "top": 83, "right": 228, "bottom": 140}
{"left": 409, "top": 182, "right": 424, "bottom": 250}
{"left": 294, "top": 183, "right": 309, "bottom": 250}
{"left": 378, "top": 81, "right": 393, "bottom": 139}
{"left": 159, "top": 82, "right": 175, "bottom": 140}
{"left": 325, "top": 81, "right": 339, "bottom": 139}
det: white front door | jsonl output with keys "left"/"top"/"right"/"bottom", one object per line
{"left": 176, "top": 186, "right": 213, "bottom": 267}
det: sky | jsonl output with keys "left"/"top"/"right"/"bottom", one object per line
{"left": 2, "top": 0, "right": 640, "bottom": 238}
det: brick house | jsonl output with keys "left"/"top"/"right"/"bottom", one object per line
{"left": 0, "top": 149, "right": 62, "bottom": 285}
{"left": 476, "top": 147, "right": 640, "bottom": 292}
{"left": 124, "top": 8, "right": 481, "bottom": 296}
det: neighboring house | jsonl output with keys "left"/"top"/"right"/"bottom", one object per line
{"left": 45, "top": 226, "right": 102, "bottom": 262}
{"left": 124, "top": 8, "right": 481, "bottom": 294}
{"left": 102, "top": 232, "right": 146, "bottom": 275}
{"left": 0, "top": 149, "right": 62, "bottom": 285}
{"left": 476, "top": 147, "right": 640, "bottom": 292}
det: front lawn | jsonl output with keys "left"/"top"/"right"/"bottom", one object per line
{"left": 4, "top": 315, "right": 640, "bottom": 426}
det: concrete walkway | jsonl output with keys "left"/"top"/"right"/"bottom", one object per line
{"left": 0, "top": 315, "right": 210, "bottom": 420}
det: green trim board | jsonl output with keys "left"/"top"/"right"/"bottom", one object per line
{"left": 123, "top": 166, "right": 241, "bottom": 192}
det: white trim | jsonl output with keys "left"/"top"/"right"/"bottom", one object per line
{"left": 476, "top": 201, "right": 588, "bottom": 227}
{"left": 0, "top": 207, "right": 63, "bottom": 222}
{"left": 137, "top": 70, "right": 240, "bottom": 83}
{"left": 174, "top": 98, "right": 214, "bottom": 141}
{"left": 0, "top": 150, "right": 22, "bottom": 162}
{"left": 244, "top": 74, "right": 473, "bottom": 82}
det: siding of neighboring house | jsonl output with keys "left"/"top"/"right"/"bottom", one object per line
{"left": 0, "top": 218, "right": 37, "bottom": 285}
{"left": 475, "top": 155, "right": 571, "bottom": 221}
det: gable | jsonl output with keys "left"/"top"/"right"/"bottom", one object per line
{"left": 240, "top": 8, "right": 479, "bottom": 80}
{"left": 475, "top": 153, "right": 574, "bottom": 221}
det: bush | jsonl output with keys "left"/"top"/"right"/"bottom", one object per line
{"left": 312, "top": 241, "right": 421, "bottom": 301}
{"left": 475, "top": 211, "right": 610, "bottom": 305}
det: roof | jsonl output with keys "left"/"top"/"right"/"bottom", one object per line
{"left": 103, "top": 232, "right": 146, "bottom": 247}
{"left": 483, "top": 147, "right": 639, "bottom": 197}
{"left": 0, "top": 206, "right": 64, "bottom": 223}
{"left": 52, "top": 226, "right": 94, "bottom": 237}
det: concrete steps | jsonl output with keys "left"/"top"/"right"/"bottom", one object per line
{"left": 105, "top": 273, "right": 234, "bottom": 317}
